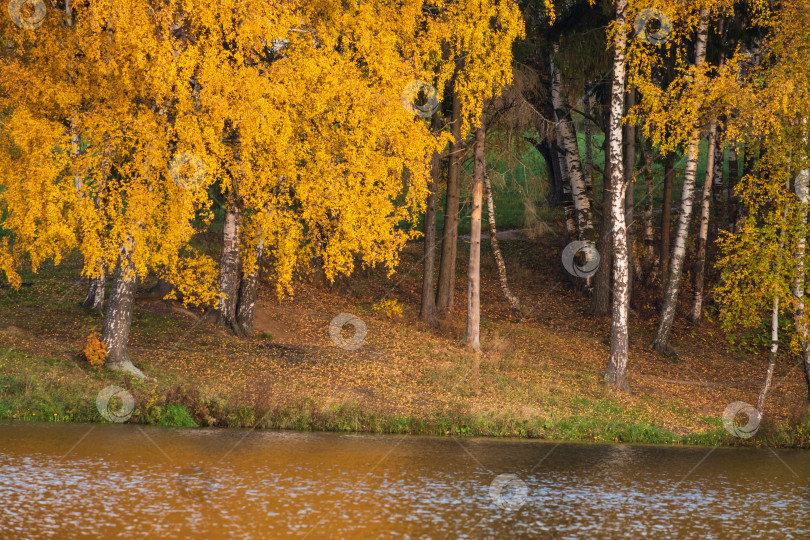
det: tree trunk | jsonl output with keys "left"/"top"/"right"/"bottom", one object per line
{"left": 759, "top": 190, "right": 790, "bottom": 412}
{"left": 484, "top": 169, "right": 521, "bottom": 312}
{"left": 548, "top": 139, "right": 564, "bottom": 204}
{"left": 420, "top": 113, "right": 443, "bottom": 325}
{"left": 557, "top": 137, "right": 578, "bottom": 239}
{"left": 660, "top": 153, "right": 676, "bottom": 277}
{"left": 436, "top": 89, "right": 462, "bottom": 317}
{"left": 650, "top": 11, "right": 710, "bottom": 355}
{"left": 624, "top": 87, "right": 636, "bottom": 306}
{"left": 83, "top": 272, "right": 105, "bottom": 311}
{"left": 687, "top": 118, "right": 718, "bottom": 324}
{"left": 236, "top": 237, "right": 265, "bottom": 336}
{"left": 591, "top": 127, "right": 613, "bottom": 316}
{"left": 551, "top": 52, "right": 592, "bottom": 240}
{"left": 641, "top": 134, "right": 656, "bottom": 283}
{"left": 466, "top": 121, "right": 486, "bottom": 352}
{"left": 102, "top": 241, "right": 149, "bottom": 380}
{"left": 527, "top": 137, "right": 561, "bottom": 205}
{"left": 757, "top": 295, "right": 780, "bottom": 413}
{"left": 603, "top": 0, "right": 630, "bottom": 392}
{"left": 583, "top": 86, "right": 594, "bottom": 198}
{"left": 794, "top": 165, "right": 810, "bottom": 400}
{"left": 218, "top": 204, "right": 243, "bottom": 335}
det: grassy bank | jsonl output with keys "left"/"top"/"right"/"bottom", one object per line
{"left": 2, "top": 229, "right": 810, "bottom": 449}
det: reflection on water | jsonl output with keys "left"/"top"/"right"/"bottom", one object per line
{"left": 1, "top": 422, "right": 809, "bottom": 538}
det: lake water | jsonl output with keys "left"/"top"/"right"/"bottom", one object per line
{"left": 1, "top": 422, "right": 809, "bottom": 538}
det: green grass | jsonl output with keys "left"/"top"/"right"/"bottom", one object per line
{"left": 3, "top": 345, "right": 810, "bottom": 447}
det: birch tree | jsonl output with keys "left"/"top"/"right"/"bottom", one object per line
{"left": 721, "top": 2, "right": 810, "bottom": 400}
{"left": 435, "top": 0, "right": 526, "bottom": 318}
{"left": 466, "top": 120, "right": 486, "bottom": 351}
{"left": 551, "top": 46, "right": 592, "bottom": 240}
{"left": 603, "top": 0, "right": 631, "bottom": 391}
{"left": 484, "top": 169, "right": 521, "bottom": 312}
{"left": 648, "top": 8, "right": 711, "bottom": 354}
{"left": 687, "top": 118, "right": 719, "bottom": 323}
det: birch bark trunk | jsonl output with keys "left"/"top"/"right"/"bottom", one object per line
{"left": 102, "top": 238, "right": 149, "bottom": 380}
{"left": 794, "top": 162, "right": 810, "bottom": 400}
{"left": 83, "top": 274, "right": 106, "bottom": 311}
{"left": 688, "top": 118, "right": 718, "bottom": 324}
{"left": 218, "top": 204, "right": 243, "bottom": 335}
{"left": 484, "top": 169, "right": 521, "bottom": 312}
{"left": 757, "top": 295, "right": 780, "bottom": 413}
{"left": 758, "top": 187, "right": 790, "bottom": 412}
{"left": 466, "top": 121, "right": 486, "bottom": 352}
{"left": 624, "top": 87, "right": 636, "bottom": 305}
{"left": 556, "top": 137, "right": 577, "bottom": 240}
{"left": 660, "top": 153, "right": 676, "bottom": 277}
{"left": 650, "top": 11, "right": 710, "bottom": 354}
{"left": 236, "top": 236, "right": 265, "bottom": 336}
{"left": 551, "top": 51, "right": 592, "bottom": 239}
{"left": 603, "top": 0, "right": 630, "bottom": 392}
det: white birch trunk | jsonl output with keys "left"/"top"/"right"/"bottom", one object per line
{"left": 484, "top": 169, "right": 521, "bottom": 312}
{"left": 794, "top": 163, "right": 810, "bottom": 400}
{"left": 757, "top": 296, "right": 780, "bottom": 413}
{"left": 551, "top": 52, "right": 592, "bottom": 239}
{"left": 236, "top": 236, "right": 265, "bottom": 336}
{"left": 688, "top": 118, "right": 718, "bottom": 323}
{"left": 557, "top": 139, "right": 578, "bottom": 239}
{"left": 650, "top": 11, "right": 710, "bottom": 354}
{"left": 466, "top": 121, "right": 486, "bottom": 352}
{"left": 603, "top": 0, "right": 630, "bottom": 392}
{"left": 758, "top": 189, "right": 790, "bottom": 412}
{"left": 82, "top": 272, "right": 106, "bottom": 311}
{"left": 218, "top": 205, "right": 242, "bottom": 334}
{"left": 101, "top": 237, "right": 149, "bottom": 380}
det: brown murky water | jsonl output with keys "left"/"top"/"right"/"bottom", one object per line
{"left": 1, "top": 422, "right": 809, "bottom": 538}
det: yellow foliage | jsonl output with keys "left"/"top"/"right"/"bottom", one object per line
{"left": 0, "top": 0, "right": 525, "bottom": 305}
{"left": 83, "top": 334, "right": 107, "bottom": 368}
{"left": 373, "top": 298, "right": 403, "bottom": 319}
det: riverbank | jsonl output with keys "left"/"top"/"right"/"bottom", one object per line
{"left": 2, "top": 234, "right": 810, "bottom": 448}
